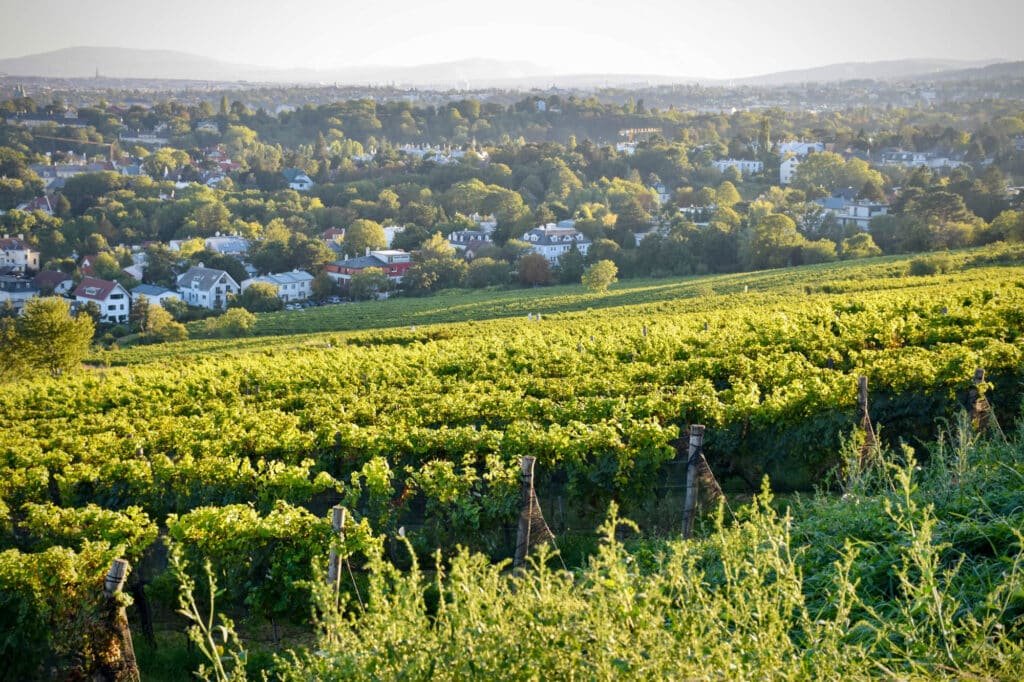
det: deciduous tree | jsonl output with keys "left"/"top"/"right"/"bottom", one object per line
{"left": 581, "top": 259, "right": 618, "bottom": 292}
{"left": 16, "top": 297, "right": 94, "bottom": 377}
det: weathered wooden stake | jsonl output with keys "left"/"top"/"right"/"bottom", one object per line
{"left": 642, "top": 325, "right": 648, "bottom": 337}
{"left": 513, "top": 456, "right": 536, "bottom": 569}
{"left": 682, "top": 425, "right": 705, "bottom": 539}
{"left": 103, "top": 558, "right": 140, "bottom": 682}
{"left": 858, "top": 375, "right": 876, "bottom": 459}
{"left": 968, "top": 367, "right": 990, "bottom": 430}
{"left": 327, "top": 506, "right": 346, "bottom": 588}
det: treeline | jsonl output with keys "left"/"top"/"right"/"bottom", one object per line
{"left": 2, "top": 93, "right": 1024, "bottom": 314}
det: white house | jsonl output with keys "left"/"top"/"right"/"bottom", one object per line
{"left": 383, "top": 225, "right": 405, "bottom": 248}
{"left": 131, "top": 283, "right": 180, "bottom": 307}
{"left": 650, "top": 181, "right": 671, "bottom": 205}
{"left": 241, "top": 270, "right": 314, "bottom": 302}
{"left": 0, "top": 235, "right": 41, "bottom": 273}
{"left": 469, "top": 213, "right": 497, "bottom": 234}
{"left": 713, "top": 159, "right": 763, "bottom": 175}
{"left": 776, "top": 141, "right": 824, "bottom": 157}
{"left": 0, "top": 275, "right": 39, "bottom": 311}
{"left": 176, "top": 265, "right": 239, "bottom": 310}
{"left": 204, "top": 235, "right": 249, "bottom": 256}
{"left": 73, "top": 277, "right": 130, "bottom": 324}
{"left": 877, "top": 149, "right": 964, "bottom": 170}
{"left": 521, "top": 224, "right": 591, "bottom": 263}
{"left": 814, "top": 194, "right": 889, "bottom": 231}
{"left": 282, "top": 169, "right": 314, "bottom": 191}
{"left": 780, "top": 156, "right": 801, "bottom": 185}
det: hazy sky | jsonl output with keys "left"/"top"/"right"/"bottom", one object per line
{"left": 1, "top": 0, "right": 1022, "bottom": 78}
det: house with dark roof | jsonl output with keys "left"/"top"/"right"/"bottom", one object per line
{"left": 33, "top": 270, "right": 74, "bottom": 295}
{"left": 73, "top": 277, "right": 130, "bottom": 323}
{"left": 131, "top": 284, "right": 179, "bottom": 306}
{"left": 0, "top": 275, "right": 40, "bottom": 310}
{"left": 0, "top": 235, "right": 40, "bottom": 274}
{"left": 282, "top": 168, "right": 314, "bottom": 191}
{"left": 447, "top": 230, "right": 494, "bottom": 260}
{"left": 204, "top": 236, "right": 249, "bottom": 256}
{"left": 325, "top": 250, "right": 412, "bottom": 287}
{"left": 521, "top": 224, "right": 591, "bottom": 264}
{"left": 241, "top": 270, "right": 314, "bottom": 302}
{"left": 176, "top": 265, "right": 239, "bottom": 310}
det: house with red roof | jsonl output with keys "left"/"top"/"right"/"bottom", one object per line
{"left": 73, "top": 277, "right": 130, "bottom": 324}
{"left": 325, "top": 250, "right": 412, "bottom": 287}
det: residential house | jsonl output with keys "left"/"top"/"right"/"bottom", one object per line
{"left": 448, "top": 230, "right": 494, "bottom": 255}
{"left": 679, "top": 205, "right": 716, "bottom": 225}
{"left": 6, "top": 110, "right": 85, "bottom": 128}
{"left": 383, "top": 225, "right": 405, "bottom": 248}
{"left": 713, "top": 159, "right": 763, "bottom": 175}
{"left": 469, "top": 213, "right": 497, "bottom": 234}
{"left": 78, "top": 254, "right": 99, "bottom": 277}
{"left": 73, "top": 277, "right": 130, "bottom": 323}
{"left": 118, "top": 131, "right": 170, "bottom": 148}
{"left": 131, "top": 284, "right": 179, "bottom": 306}
{"left": 204, "top": 235, "right": 249, "bottom": 256}
{"left": 878, "top": 149, "right": 964, "bottom": 170}
{"left": 241, "top": 270, "right": 314, "bottom": 302}
{"left": 325, "top": 250, "right": 412, "bottom": 286}
{"left": 15, "top": 196, "right": 54, "bottom": 215}
{"left": 122, "top": 264, "right": 145, "bottom": 281}
{"left": 776, "top": 141, "right": 824, "bottom": 157}
{"left": 33, "top": 270, "right": 74, "bottom": 295}
{"left": 650, "top": 181, "right": 671, "bottom": 205}
{"left": 521, "top": 224, "right": 591, "bottom": 263}
{"left": 780, "top": 156, "right": 801, "bottom": 185}
{"left": 814, "top": 190, "right": 888, "bottom": 231}
{"left": 176, "top": 265, "right": 240, "bottom": 310}
{"left": 0, "top": 235, "right": 40, "bottom": 273}
{"left": 0, "top": 275, "right": 39, "bottom": 310}
{"left": 282, "top": 169, "right": 314, "bottom": 191}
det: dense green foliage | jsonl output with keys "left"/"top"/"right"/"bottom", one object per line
{"left": 0, "top": 297, "right": 94, "bottom": 379}
{"left": 1, "top": 250, "right": 1023, "bottom": 677}
{"left": 191, "top": 424, "right": 1024, "bottom": 680}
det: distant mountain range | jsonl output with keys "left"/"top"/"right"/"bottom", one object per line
{"left": 0, "top": 47, "right": 1016, "bottom": 89}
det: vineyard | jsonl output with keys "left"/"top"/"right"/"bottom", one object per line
{"left": 2, "top": 245, "right": 1024, "bottom": 678}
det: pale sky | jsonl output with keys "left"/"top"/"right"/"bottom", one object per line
{"left": 1, "top": 0, "right": 1022, "bottom": 79}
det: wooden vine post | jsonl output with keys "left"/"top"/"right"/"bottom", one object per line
{"left": 513, "top": 456, "right": 536, "bottom": 570}
{"left": 858, "top": 376, "right": 876, "bottom": 460}
{"left": 682, "top": 425, "right": 705, "bottom": 539}
{"left": 968, "top": 367, "right": 990, "bottom": 431}
{"left": 327, "top": 505, "right": 346, "bottom": 590}
{"left": 102, "top": 558, "right": 140, "bottom": 682}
